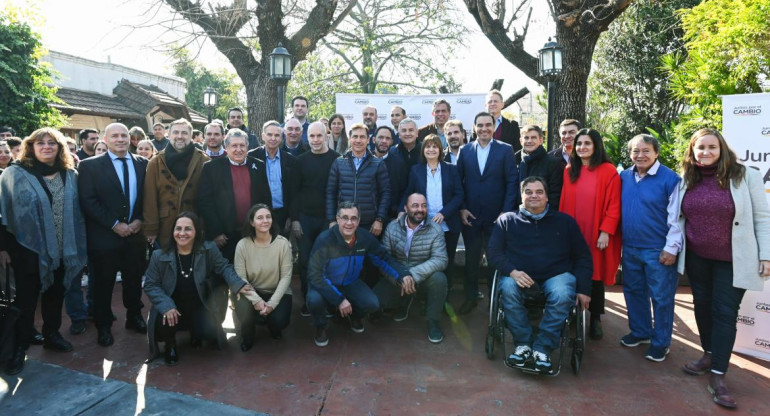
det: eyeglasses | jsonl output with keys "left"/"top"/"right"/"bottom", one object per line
{"left": 337, "top": 215, "right": 360, "bottom": 223}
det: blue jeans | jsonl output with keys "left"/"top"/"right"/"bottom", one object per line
{"left": 622, "top": 246, "right": 678, "bottom": 348}
{"left": 685, "top": 250, "right": 745, "bottom": 373}
{"left": 500, "top": 272, "right": 576, "bottom": 354}
{"left": 307, "top": 279, "right": 380, "bottom": 328}
{"left": 373, "top": 272, "right": 447, "bottom": 321}
{"left": 64, "top": 267, "right": 91, "bottom": 322}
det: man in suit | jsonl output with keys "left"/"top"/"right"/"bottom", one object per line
{"left": 548, "top": 119, "right": 582, "bottom": 170}
{"left": 372, "top": 125, "right": 407, "bottom": 221}
{"left": 199, "top": 128, "right": 272, "bottom": 263}
{"left": 443, "top": 120, "right": 465, "bottom": 165}
{"left": 78, "top": 123, "right": 148, "bottom": 346}
{"left": 417, "top": 99, "right": 451, "bottom": 148}
{"left": 470, "top": 90, "right": 521, "bottom": 153}
{"left": 456, "top": 111, "right": 519, "bottom": 314}
{"left": 249, "top": 121, "right": 298, "bottom": 234}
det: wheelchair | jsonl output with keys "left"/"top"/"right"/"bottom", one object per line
{"left": 484, "top": 271, "right": 586, "bottom": 376}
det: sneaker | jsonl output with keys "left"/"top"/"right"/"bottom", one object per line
{"left": 533, "top": 350, "right": 552, "bottom": 372}
{"left": 115, "top": 272, "right": 122, "bottom": 283}
{"left": 394, "top": 296, "right": 414, "bottom": 322}
{"left": 300, "top": 304, "right": 311, "bottom": 317}
{"left": 350, "top": 318, "right": 365, "bottom": 333}
{"left": 620, "top": 333, "right": 651, "bottom": 347}
{"left": 505, "top": 345, "right": 532, "bottom": 368}
{"left": 644, "top": 346, "right": 670, "bottom": 362}
{"left": 314, "top": 327, "right": 329, "bottom": 347}
{"left": 427, "top": 320, "right": 444, "bottom": 344}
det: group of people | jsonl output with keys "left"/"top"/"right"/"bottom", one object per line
{"left": 0, "top": 89, "right": 767, "bottom": 410}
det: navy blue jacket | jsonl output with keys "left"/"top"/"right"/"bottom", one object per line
{"left": 326, "top": 151, "right": 391, "bottom": 225}
{"left": 308, "top": 225, "right": 408, "bottom": 305}
{"left": 487, "top": 209, "right": 593, "bottom": 296}
{"left": 456, "top": 139, "right": 519, "bottom": 224}
{"left": 403, "top": 162, "right": 464, "bottom": 233}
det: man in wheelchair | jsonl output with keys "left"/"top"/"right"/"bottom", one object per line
{"left": 487, "top": 176, "right": 593, "bottom": 372}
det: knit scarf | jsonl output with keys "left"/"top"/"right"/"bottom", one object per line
{"left": 164, "top": 142, "right": 195, "bottom": 180}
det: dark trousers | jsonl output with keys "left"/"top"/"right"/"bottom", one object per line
{"left": 307, "top": 280, "right": 380, "bottom": 328}
{"left": 590, "top": 280, "right": 605, "bottom": 318}
{"left": 462, "top": 220, "right": 495, "bottom": 302}
{"left": 685, "top": 250, "right": 745, "bottom": 373}
{"left": 298, "top": 214, "right": 327, "bottom": 301}
{"left": 11, "top": 243, "right": 65, "bottom": 351}
{"left": 154, "top": 303, "right": 218, "bottom": 346}
{"left": 234, "top": 293, "right": 292, "bottom": 339}
{"left": 444, "top": 231, "right": 460, "bottom": 286}
{"left": 90, "top": 240, "right": 146, "bottom": 329}
{"left": 359, "top": 222, "right": 381, "bottom": 288}
{"left": 272, "top": 207, "right": 289, "bottom": 236}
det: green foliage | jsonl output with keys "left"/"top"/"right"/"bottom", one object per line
{"left": 286, "top": 53, "right": 363, "bottom": 120}
{"left": 665, "top": 0, "right": 770, "bottom": 149}
{"left": 587, "top": 0, "right": 699, "bottom": 145}
{"left": 167, "top": 48, "right": 243, "bottom": 122}
{"left": 0, "top": 13, "right": 66, "bottom": 136}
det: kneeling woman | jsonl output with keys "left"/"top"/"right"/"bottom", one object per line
{"left": 144, "top": 212, "right": 254, "bottom": 365}
{"left": 233, "top": 204, "right": 293, "bottom": 351}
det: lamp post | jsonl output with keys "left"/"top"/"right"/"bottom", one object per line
{"left": 203, "top": 87, "right": 218, "bottom": 123}
{"left": 538, "top": 38, "right": 564, "bottom": 151}
{"left": 269, "top": 43, "right": 293, "bottom": 122}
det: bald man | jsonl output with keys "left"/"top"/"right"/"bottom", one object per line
{"left": 282, "top": 118, "right": 309, "bottom": 157}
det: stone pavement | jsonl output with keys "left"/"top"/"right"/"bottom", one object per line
{"left": 0, "top": 282, "right": 769, "bottom": 415}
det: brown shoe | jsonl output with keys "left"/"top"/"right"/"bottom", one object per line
{"left": 682, "top": 352, "right": 712, "bottom": 376}
{"left": 707, "top": 373, "right": 737, "bottom": 408}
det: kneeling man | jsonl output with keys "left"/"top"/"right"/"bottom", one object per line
{"left": 487, "top": 177, "right": 592, "bottom": 372}
{"left": 377, "top": 193, "right": 448, "bottom": 343}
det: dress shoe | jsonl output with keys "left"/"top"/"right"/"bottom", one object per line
{"left": 269, "top": 329, "right": 282, "bottom": 340}
{"left": 682, "top": 352, "right": 712, "bottom": 376}
{"left": 190, "top": 337, "right": 202, "bottom": 349}
{"left": 43, "top": 332, "right": 73, "bottom": 352}
{"left": 589, "top": 320, "right": 604, "bottom": 340}
{"left": 125, "top": 315, "right": 147, "bottom": 334}
{"left": 5, "top": 347, "right": 26, "bottom": 375}
{"left": 70, "top": 320, "right": 87, "bottom": 335}
{"left": 29, "top": 328, "right": 45, "bottom": 345}
{"left": 97, "top": 327, "right": 114, "bottom": 347}
{"left": 457, "top": 299, "right": 477, "bottom": 315}
{"left": 164, "top": 345, "right": 179, "bottom": 366}
{"left": 240, "top": 339, "right": 253, "bottom": 352}
{"left": 708, "top": 373, "right": 737, "bottom": 408}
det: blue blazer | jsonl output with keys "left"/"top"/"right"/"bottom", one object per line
{"left": 403, "top": 162, "right": 464, "bottom": 233}
{"left": 456, "top": 139, "right": 519, "bottom": 224}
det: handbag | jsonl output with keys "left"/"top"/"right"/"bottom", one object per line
{"left": 0, "top": 265, "right": 20, "bottom": 362}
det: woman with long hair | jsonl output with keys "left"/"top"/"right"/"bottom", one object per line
{"left": 559, "top": 128, "right": 622, "bottom": 341}
{"left": 0, "top": 128, "right": 87, "bottom": 375}
{"left": 129, "top": 126, "right": 147, "bottom": 154}
{"left": 0, "top": 141, "right": 12, "bottom": 169}
{"left": 677, "top": 128, "right": 770, "bottom": 409}
{"left": 136, "top": 139, "right": 157, "bottom": 160}
{"left": 143, "top": 211, "right": 255, "bottom": 365}
{"left": 328, "top": 114, "right": 349, "bottom": 154}
{"left": 233, "top": 204, "right": 293, "bottom": 351}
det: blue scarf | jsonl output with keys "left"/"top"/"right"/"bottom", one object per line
{"left": 519, "top": 204, "right": 549, "bottom": 220}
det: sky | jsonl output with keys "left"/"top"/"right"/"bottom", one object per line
{"left": 18, "top": 0, "right": 553, "bottom": 102}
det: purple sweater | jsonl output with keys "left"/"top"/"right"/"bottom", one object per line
{"left": 681, "top": 165, "right": 735, "bottom": 261}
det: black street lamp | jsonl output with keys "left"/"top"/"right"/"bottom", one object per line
{"left": 269, "top": 43, "right": 293, "bottom": 122}
{"left": 538, "top": 38, "right": 564, "bottom": 151}
{"left": 203, "top": 87, "right": 218, "bottom": 123}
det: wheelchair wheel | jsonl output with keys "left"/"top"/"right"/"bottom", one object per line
{"left": 485, "top": 331, "right": 495, "bottom": 359}
{"left": 571, "top": 350, "right": 581, "bottom": 375}
{"left": 571, "top": 308, "right": 586, "bottom": 375}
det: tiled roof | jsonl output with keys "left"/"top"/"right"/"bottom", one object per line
{"left": 53, "top": 88, "right": 144, "bottom": 119}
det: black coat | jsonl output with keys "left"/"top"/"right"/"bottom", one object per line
{"left": 515, "top": 146, "right": 564, "bottom": 208}
{"left": 197, "top": 156, "right": 271, "bottom": 259}
{"left": 248, "top": 147, "right": 299, "bottom": 218}
{"left": 78, "top": 153, "right": 148, "bottom": 251}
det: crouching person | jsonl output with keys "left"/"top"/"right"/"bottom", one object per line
{"left": 306, "top": 202, "right": 410, "bottom": 347}
{"left": 376, "top": 193, "right": 448, "bottom": 343}
{"left": 487, "top": 177, "right": 593, "bottom": 372}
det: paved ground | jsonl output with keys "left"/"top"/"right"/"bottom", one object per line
{"left": 1, "top": 279, "right": 769, "bottom": 415}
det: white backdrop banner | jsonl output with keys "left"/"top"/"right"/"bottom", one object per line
{"left": 722, "top": 92, "right": 770, "bottom": 361}
{"left": 335, "top": 93, "right": 487, "bottom": 140}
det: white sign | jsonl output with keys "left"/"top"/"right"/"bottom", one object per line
{"left": 335, "top": 93, "right": 487, "bottom": 141}
{"left": 723, "top": 92, "right": 770, "bottom": 361}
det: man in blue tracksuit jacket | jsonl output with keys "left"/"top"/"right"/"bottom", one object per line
{"left": 306, "top": 201, "right": 410, "bottom": 347}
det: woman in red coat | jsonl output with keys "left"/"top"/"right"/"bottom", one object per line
{"left": 559, "top": 128, "right": 622, "bottom": 340}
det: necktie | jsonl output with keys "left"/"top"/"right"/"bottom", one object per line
{"left": 117, "top": 157, "right": 130, "bottom": 198}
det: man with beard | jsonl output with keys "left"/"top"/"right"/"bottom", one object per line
{"left": 76, "top": 128, "right": 100, "bottom": 160}
{"left": 377, "top": 193, "right": 448, "bottom": 343}
{"left": 143, "top": 119, "right": 209, "bottom": 247}
{"left": 292, "top": 122, "right": 340, "bottom": 315}
{"left": 372, "top": 125, "right": 407, "bottom": 221}
{"left": 203, "top": 122, "right": 227, "bottom": 159}
{"left": 443, "top": 120, "right": 465, "bottom": 165}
